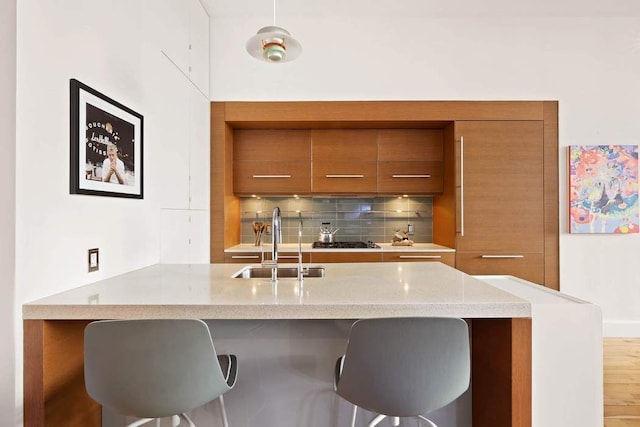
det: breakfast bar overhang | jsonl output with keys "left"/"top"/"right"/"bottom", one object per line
{"left": 23, "top": 262, "right": 560, "bottom": 427}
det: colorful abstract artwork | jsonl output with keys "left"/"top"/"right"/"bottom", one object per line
{"left": 569, "top": 145, "right": 638, "bottom": 233}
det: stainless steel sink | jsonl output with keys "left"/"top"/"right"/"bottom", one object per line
{"left": 232, "top": 266, "right": 326, "bottom": 279}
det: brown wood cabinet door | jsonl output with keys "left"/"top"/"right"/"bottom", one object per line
{"left": 310, "top": 252, "right": 383, "bottom": 263}
{"left": 378, "top": 129, "right": 444, "bottom": 194}
{"left": 455, "top": 121, "right": 544, "bottom": 253}
{"left": 234, "top": 129, "right": 312, "bottom": 195}
{"left": 311, "top": 129, "right": 378, "bottom": 194}
{"left": 235, "top": 129, "right": 311, "bottom": 161}
{"left": 224, "top": 252, "right": 263, "bottom": 263}
{"left": 378, "top": 161, "right": 443, "bottom": 194}
{"left": 312, "top": 162, "right": 377, "bottom": 194}
{"left": 273, "top": 252, "right": 311, "bottom": 263}
{"left": 234, "top": 161, "right": 311, "bottom": 195}
{"left": 225, "top": 252, "right": 311, "bottom": 263}
{"left": 377, "top": 129, "right": 443, "bottom": 161}
{"left": 455, "top": 252, "right": 544, "bottom": 284}
{"left": 312, "top": 129, "right": 377, "bottom": 160}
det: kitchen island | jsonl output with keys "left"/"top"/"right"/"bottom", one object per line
{"left": 24, "top": 262, "right": 532, "bottom": 427}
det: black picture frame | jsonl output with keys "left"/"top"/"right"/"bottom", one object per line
{"left": 70, "top": 79, "right": 143, "bottom": 198}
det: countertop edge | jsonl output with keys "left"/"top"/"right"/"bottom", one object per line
{"left": 23, "top": 303, "right": 530, "bottom": 320}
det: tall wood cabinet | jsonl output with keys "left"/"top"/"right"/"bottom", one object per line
{"left": 454, "top": 121, "right": 545, "bottom": 284}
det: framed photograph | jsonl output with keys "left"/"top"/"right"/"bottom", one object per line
{"left": 70, "top": 79, "right": 143, "bottom": 198}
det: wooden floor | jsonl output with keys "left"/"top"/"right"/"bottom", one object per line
{"left": 604, "top": 338, "right": 640, "bottom": 426}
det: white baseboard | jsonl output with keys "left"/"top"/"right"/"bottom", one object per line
{"left": 603, "top": 321, "right": 640, "bottom": 337}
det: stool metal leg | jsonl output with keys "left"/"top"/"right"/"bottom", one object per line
{"left": 416, "top": 415, "right": 438, "bottom": 427}
{"left": 180, "top": 413, "right": 196, "bottom": 427}
{"left": 350, "top": 405, "right": 358, "bottom": 427}
{"left": 368, "top": 414, "right": 386, "bottom": 427}
{"left": 127, "top": 418, "right": 155, "bottom": 427}
{"left": 219, "top": 394, "right": 230, "bottom": 427}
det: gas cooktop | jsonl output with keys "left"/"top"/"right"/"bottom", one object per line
{"left": 312, "top": 241, "right": 381, "bottom": 249}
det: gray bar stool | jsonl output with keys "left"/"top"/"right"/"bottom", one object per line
{"left": 334, "top": 317, "right": 470, "bottom": 427}
{"left": 84, "top": 319, "right": 237, "bottom": 427}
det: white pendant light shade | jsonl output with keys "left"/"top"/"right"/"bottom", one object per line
{"left": 246, "top": 25, "right": 302, "bottom": 63}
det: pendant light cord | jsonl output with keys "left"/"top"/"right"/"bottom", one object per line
{"left": 273, "top": 0, "right": 277, "bottom": 26}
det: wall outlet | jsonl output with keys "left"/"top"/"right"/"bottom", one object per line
{"left": 88, "top": 248, "right": 99, "bottom": 272}
{"left": 407, "top": 223, "right": 415, "bottom": 236}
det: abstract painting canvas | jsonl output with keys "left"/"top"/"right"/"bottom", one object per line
{"left": 569, "top": 145, "right": 638, "bottom": 233}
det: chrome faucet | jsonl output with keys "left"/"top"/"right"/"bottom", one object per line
{"left": 297, "top": 212, "right": 307, "bottom": 283}
{"left": 261, "top": 207, "right": 281, "bottom": 282}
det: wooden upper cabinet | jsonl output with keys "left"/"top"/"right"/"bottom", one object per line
{"left": 377, "top": 129, "right": 444, "bottom": 194}
{"left": 311, "top": 130, "right": 377, "bottom": 194}
{"left": 233, "top": 129, "right": 311, "bottom": 195}
{"left": 455, "top": 121, "right": 544, "bottom": 254}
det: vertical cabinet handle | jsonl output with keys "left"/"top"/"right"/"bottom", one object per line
{"left": 460, "top": 136, "right": 465, "bottom": 237}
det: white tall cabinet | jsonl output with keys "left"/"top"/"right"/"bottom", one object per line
{"left": 158, "top": 0, "right": 210, "bottom": 96}
{"left": 157, "top": 0, "right": 210, "bottom": 263}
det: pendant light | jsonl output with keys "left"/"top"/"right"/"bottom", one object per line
{"left": 246, "top": 0, "right": 302, "bottom": 63}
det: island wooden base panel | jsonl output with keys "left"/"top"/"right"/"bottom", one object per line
{"left": 472, "top": 318, "right": 532, "bottom": 427}
{"left": 24, "top": 318, "right": 531, "bottom": 427}
{"left": 24, "top": 320, "right": 101, "bottom": 427}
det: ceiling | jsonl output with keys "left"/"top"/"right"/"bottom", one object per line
{"left": 202, "top": 0, "right": 640, "bottom": 18}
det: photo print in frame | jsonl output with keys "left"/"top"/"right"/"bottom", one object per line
{"left": 70, "top": 79, "right": 143, "bottom": 198}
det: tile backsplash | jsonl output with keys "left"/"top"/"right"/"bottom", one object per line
{"left": 240, "top": 196, "right": 433, "bottom": 245}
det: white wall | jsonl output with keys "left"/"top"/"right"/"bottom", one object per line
{"left": 1, "top": 0, "right": 17, "bottom": 423}
{"left": 210, "top": 14, "right": 640, "bottom": 336}
{"left": 13, "top": 0, "right": 209, "bottom": 424}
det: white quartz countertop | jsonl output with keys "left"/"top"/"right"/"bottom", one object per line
{"left": 225, "top": 243, "right": 455, "bottom": 253}
{"left": 23, "top": 262, "right": 529, "bottom": 320}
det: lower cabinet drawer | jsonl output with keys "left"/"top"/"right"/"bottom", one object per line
{"left": 225, "top": 253, "right": 262, "bottom": 263}
{"left": 225, "top": 252, "right": 311, "bottom": 263}
{"left": 311, "top": 252, "right": 383, "bottom": 263}
{"left": 382, "top": 252, "right": 455, "bottom": 267}
{"left": 455, "top": 252, "right": 544, "bottom": 285}
{"left": 273, "top": 252, "right": 311, "bottom": 263}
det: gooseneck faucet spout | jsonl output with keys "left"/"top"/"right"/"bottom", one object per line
{"left": 271, "top": 207, "right": 281, "bottom": 282}
{"left": 297, "top": 212, "right": 305, "bottom": 283}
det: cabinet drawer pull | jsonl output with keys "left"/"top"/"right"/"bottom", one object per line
{"left": 399, "top": 255, "right": 442, "bottom": 259}
{"left": 252, "top": 175, "right": 291, "bottom": 179}
{"left": 278, "top": 255, "right": 300, "bottom": 259}
{"left": 325, "top": 174, "right": 364, "bottom": 178}
{"left": 231, "top": 255, "right": 260, "bottom": 259}
{"left": 480, "top": 255, "right": 525, "bottom": 259}
{"left": 392, "top": 174, "right": 431, "bottom": 178}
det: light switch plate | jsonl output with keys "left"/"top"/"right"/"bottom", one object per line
{"left": 88, "top": 248, "right": 99, "bottom": 272}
